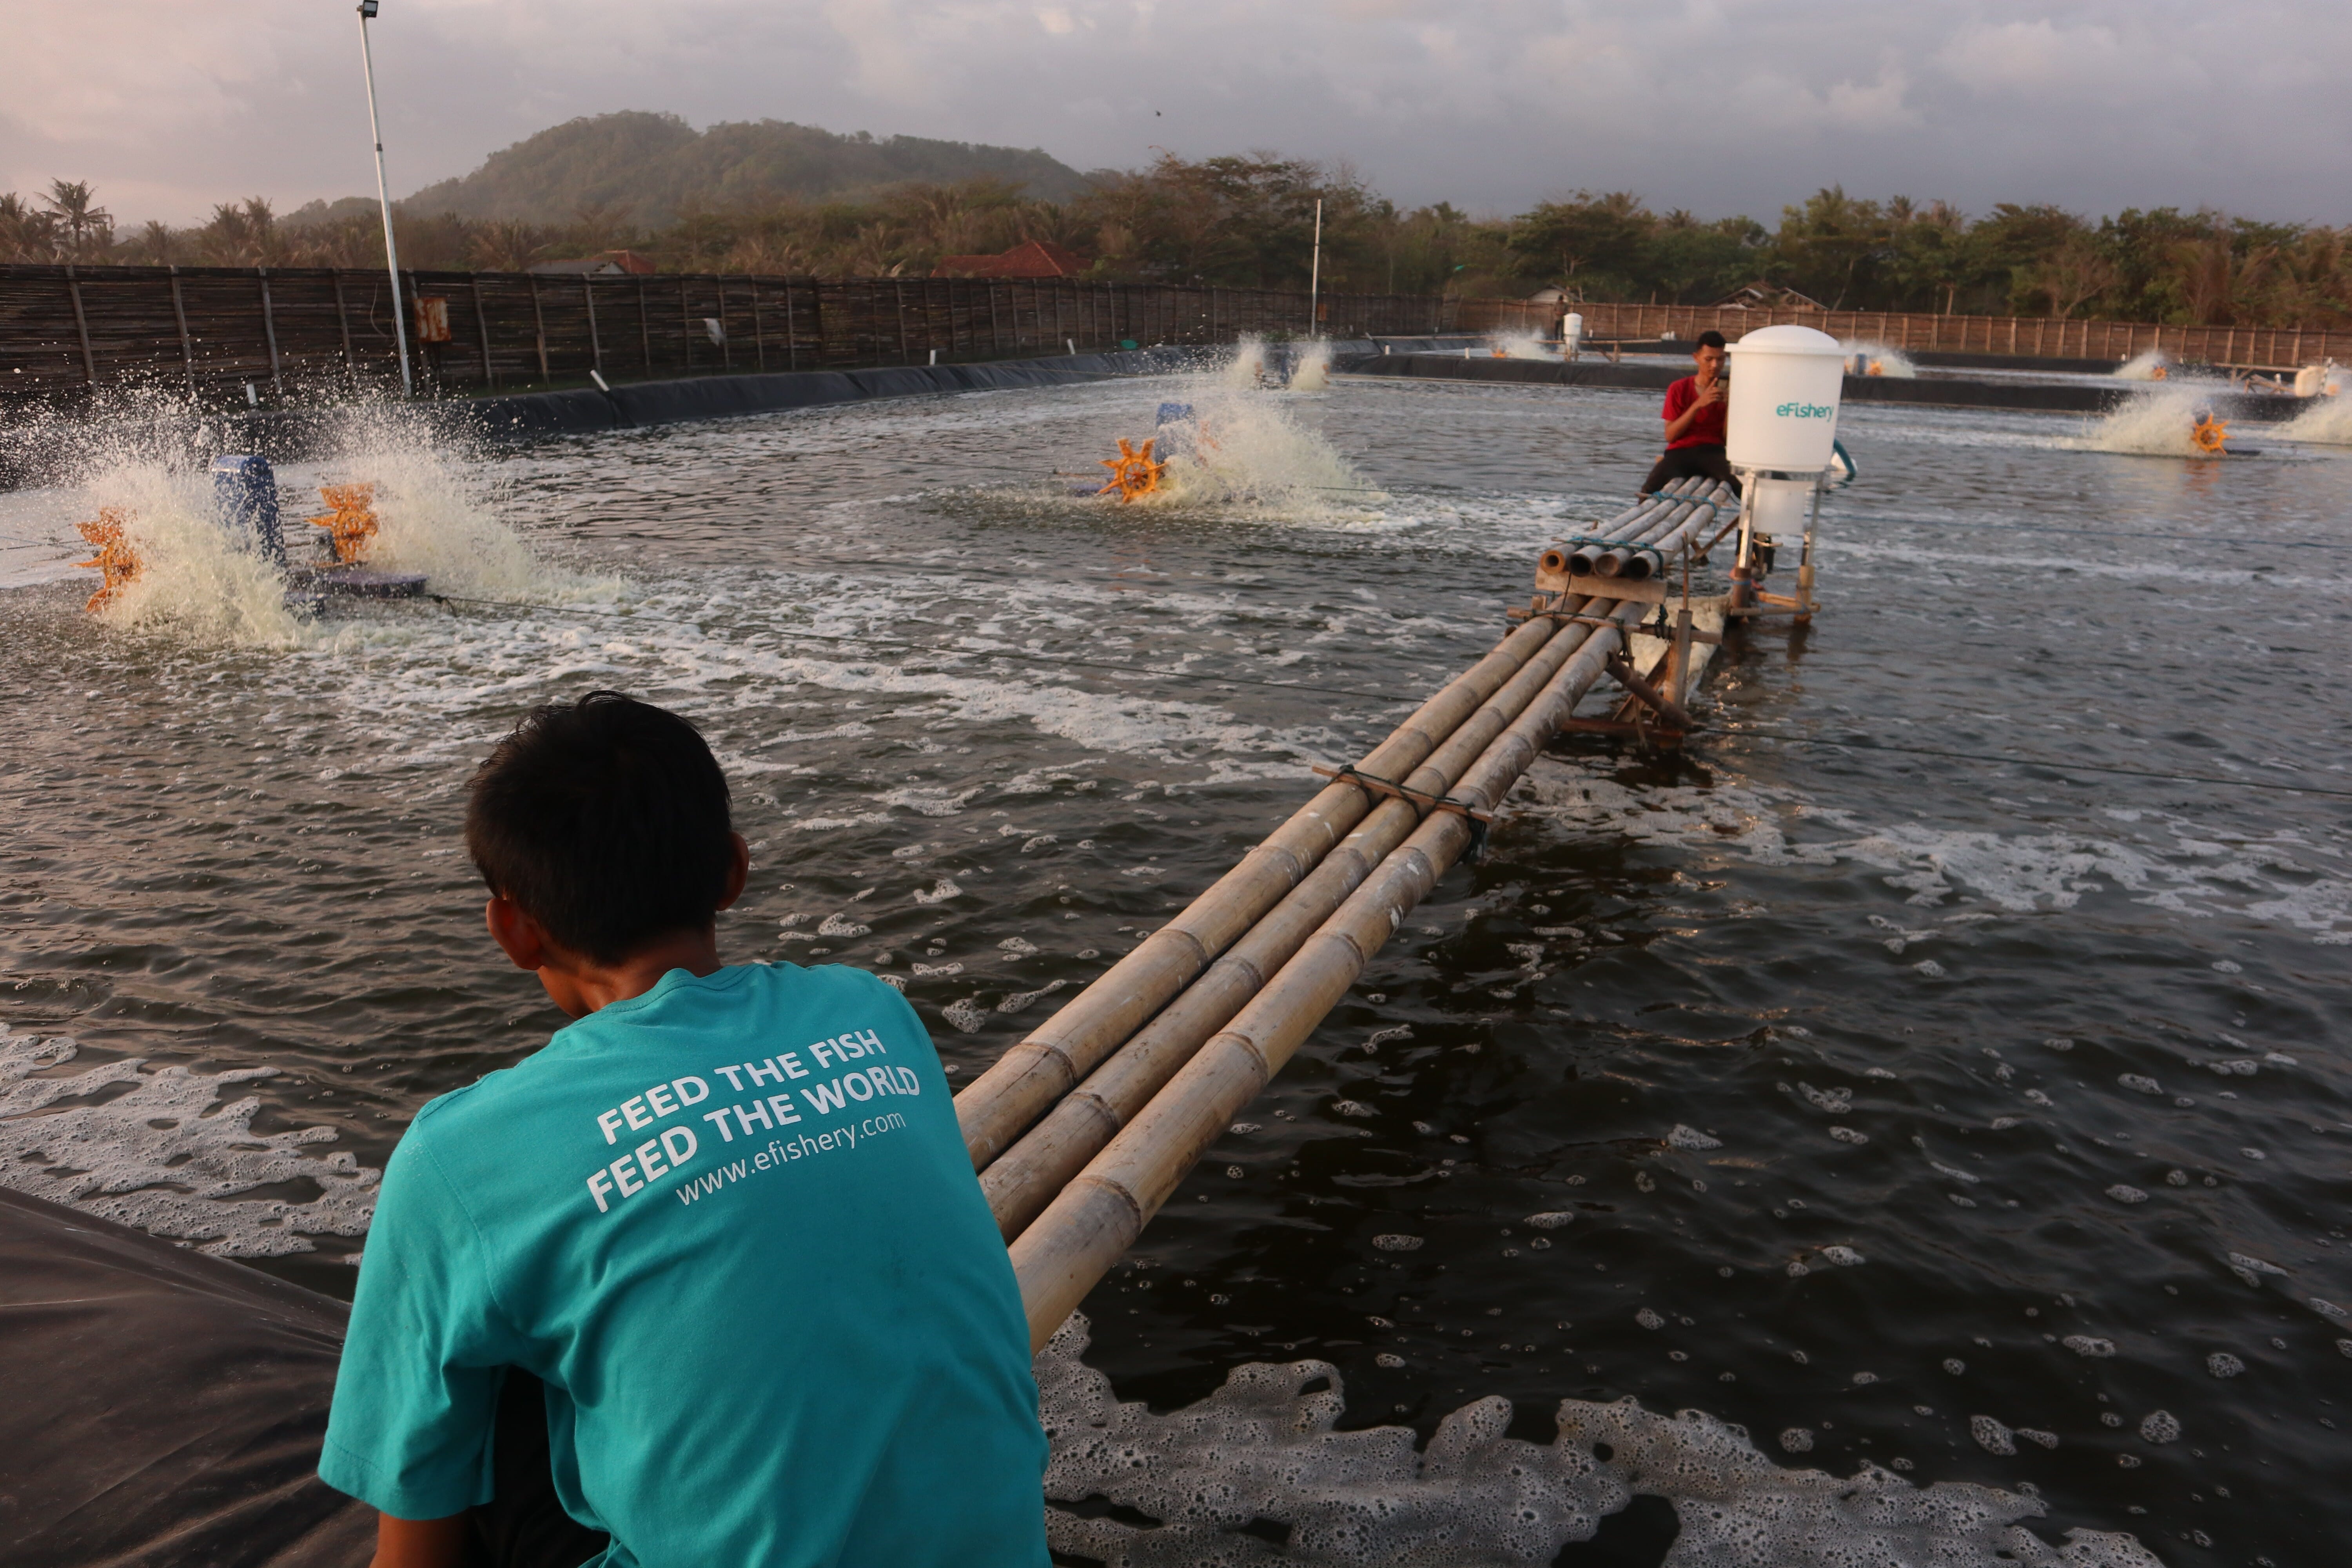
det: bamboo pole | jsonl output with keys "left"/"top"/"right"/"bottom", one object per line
{"left": 955, "top": 612, "right": 1583, "bottom": 1171}
{"left": 1591, "top": 484, "right": 1724, "bottom": 579}
{"left": 978, "top": 592, "right": 1615, "bottom": 1238}
{"left": 1561, "top": 478, "right": 1717, "bottom": 578}
{"left": 1009, "top": 595, "right": 1654, "bottom": 1349}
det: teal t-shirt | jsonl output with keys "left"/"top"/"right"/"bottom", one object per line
{"left": 320, "top": 962, "right": 1049, "bottom": 1568}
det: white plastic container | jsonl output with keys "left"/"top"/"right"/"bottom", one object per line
{"left": 1726, "top": 324, "right": 1846, "bottom": 471}
{"left": 1562, "top": 311, "right": 1584, "bottom": 350}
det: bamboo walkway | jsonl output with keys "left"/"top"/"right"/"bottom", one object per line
{"left": 954, "top": 478, "right": 1749, "bottom": 1348}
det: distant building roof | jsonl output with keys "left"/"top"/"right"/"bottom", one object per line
{"left": 528, "top": 250, "right": 657, "bottom": 277}
{"left": 1710, "top": 281, "right": 1828, "bottom": 311}
{"left": 932, "top": 240, "right": 1089, "bottom": 280}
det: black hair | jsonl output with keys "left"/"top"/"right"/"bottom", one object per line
{"left": 465, "top": 691, "right": 735, "bottom": 964}
{"left": 1696, "top": 330, "right": 1728, "bottom": 350}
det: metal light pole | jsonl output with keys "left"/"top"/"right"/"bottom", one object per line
{"left": 1307, "top": 198, "right": 1323, "bottom": 339}
{"left": 356, "top": 0, "right": 412, "bottom": 396}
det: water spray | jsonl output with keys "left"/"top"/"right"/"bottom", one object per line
{"left": 75, "top": 455, "right": 430, "bottom": 620}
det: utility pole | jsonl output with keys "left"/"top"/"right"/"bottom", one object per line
{"left": 357, "top": 0, "right": 412, "bottom": 396}
{"left": 1308, "top": 198, "right": 1323, "bottom": 339}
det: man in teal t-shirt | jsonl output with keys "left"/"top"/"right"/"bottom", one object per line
{"left": 321, "top": 693, "right": 1049, "bottom": 1568}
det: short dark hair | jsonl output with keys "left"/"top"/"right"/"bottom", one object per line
{"left": 1696, "top": 330, "right": 1727, "bottom": 350}
{"left": 465, "top": 692, "right": 735, "bottom": 964}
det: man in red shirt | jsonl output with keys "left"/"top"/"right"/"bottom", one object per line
{"left": 1640, "top": 330, "right": 1739, "bottom": 496}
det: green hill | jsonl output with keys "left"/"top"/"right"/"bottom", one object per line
{"left": 388, "top": 111, "right": 1090, "bottom": 225}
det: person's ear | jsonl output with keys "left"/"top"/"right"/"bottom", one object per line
{"left": 485, "top": 895, "right": 549, "bottom": 973}
{"left": 716, "top": 833, "right": 751, "bottom": 912}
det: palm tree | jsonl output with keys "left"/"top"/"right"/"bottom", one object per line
{"left": 40, "top": 180, "right": 113, "bottom": 259}
{"left": 199, "top": 198, "right": 281, "bottom": 266}
{"left": 0, "top": 193, "right": 58, "bottom": 261}
{"left": 470, "top": 219, "right": 547, "bottom": 272}
{"left": 126, "top": 220, "right": 176, "bottom": 265}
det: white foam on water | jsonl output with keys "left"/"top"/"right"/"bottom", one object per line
{"left": 2276, "top": 393, "right": 2352, "bottom": 447}
{"left": 1148, "top": 377, "right": 1384, "bottom": 525}
{"left": 11, "top": 397, "right": 615, "bottom": 646}
{"left": 1289, "top": 341, "right": 1333, "bottom": 392}
{"left": 1035, "top": 1313, "right": 2166, "bottom": 1567}
{"left": 294, "top": 410, "right": 587, "bottom": 603}
{"left": 1486, "top": 332, "right": 1560, "bottom": 362}
{"left": 84, "top": 459, "right": 309, "bottom": 645}
{"left": 2065, "top": 385, "right": 2230, "bottom": 458}
{"left": 1821, "top": 537, "right": 2345, "bottom": 593}
{"left": 1513, "top": 762, "right": 2352, "bottom": 942}
{"left": 0, "top": 1026, "right": 377, "bottom": 1256}
{"left": 1838, "top": 341, "right": 1918, "bottom": 379}
{"left": 1223, "top": 336, "right": 1275, "bottom": 390}
{"left": 2114, "top": 351, "right": 2171, "bottom": 382}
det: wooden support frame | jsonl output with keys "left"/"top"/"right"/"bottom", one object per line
{"left": 63, "top": 267, "right": 96, "bottom": 384}
{"left": 329, "top": 270, "right": 352, "bottom": 372}
{"left": 582, "top": 276, "right": 602, "bottom": 370}
{"left": 258, "top": 270, "right": 283, "bottom": 394}
{"left": 1604, "top": 653, "right": 1695, "bottom": 730}
{"left": 528, "top": 276, "right": 549, "bottom": 381}
{"left": 171, "top": 266, "right": 197, "bottom": 391}
{"left": 470, "top": 274, "right": 495, "bottom": 388}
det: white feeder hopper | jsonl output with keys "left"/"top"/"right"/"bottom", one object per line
{"left": 1562, "top": 311, "right": 1584, "bottom": 350}
{"left": 1726, "top": 324, "right": 1847, "bottom": 473}
{"left": 1722, "top": 324, "right": 1849, "bottom": 622}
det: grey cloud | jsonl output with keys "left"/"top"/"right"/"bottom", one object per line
{"left": 5, "top": 0, "right": 2347, "bottom": 226}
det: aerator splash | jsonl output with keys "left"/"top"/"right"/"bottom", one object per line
{"left": 74, "top": 456, "right": 425, "bottom": 616}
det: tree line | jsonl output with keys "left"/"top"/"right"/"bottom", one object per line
{"left": 4, "top": 162, "right": 2347, "bottom": 329}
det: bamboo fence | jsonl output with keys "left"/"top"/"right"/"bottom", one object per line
{"left": 9, "top": 263, "right": 2342, "bottom": 405}
{"left": 0, "top": 264, "right": 1454, "bottom": 404}
{"left": 1459, "top": 297, "right": 2352, "bottom": 368}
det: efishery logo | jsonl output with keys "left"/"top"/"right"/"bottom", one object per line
{"left": 1776, "top": 402, "right": 1836, "bottom": 418}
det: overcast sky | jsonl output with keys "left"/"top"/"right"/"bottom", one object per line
{"left": 5, "top": 0, "right": 2347, "bottom": 229}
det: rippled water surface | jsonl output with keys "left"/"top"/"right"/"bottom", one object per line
{"left": 4, "top": 367, "right": 2349, "bottom": 1566}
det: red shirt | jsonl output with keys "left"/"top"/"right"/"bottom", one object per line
{"left": 1662, "top": 376, "right": 1728, "bottom": 449}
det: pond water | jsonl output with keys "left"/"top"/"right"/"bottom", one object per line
{"left": 2, "top": 362, "right": 2348, "bottom": 1567}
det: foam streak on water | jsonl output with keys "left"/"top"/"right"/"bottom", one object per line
{"left": 1038, "top": 1314, "right": 2162, "bottom": 1567}
{"left": 0, "top": 1027, "right": 376, "bottom": 1255}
